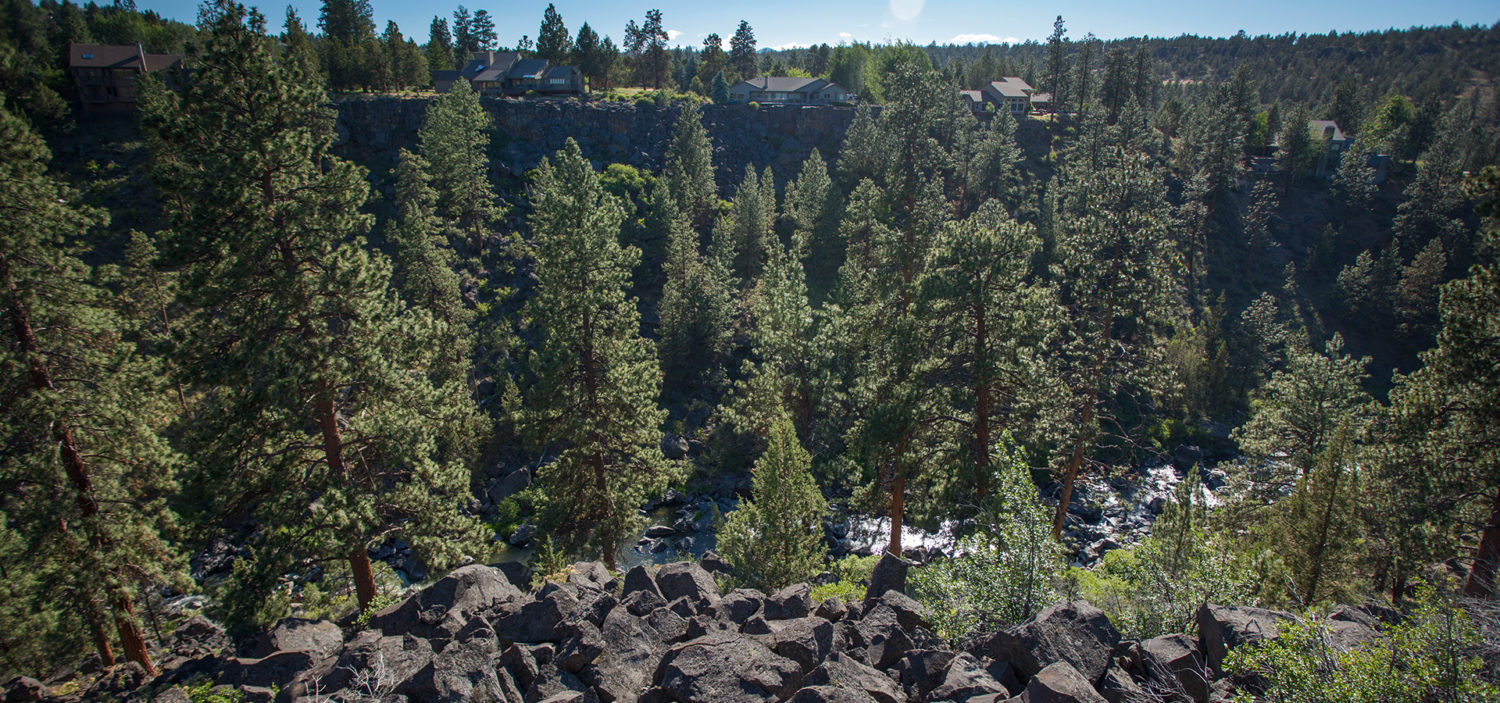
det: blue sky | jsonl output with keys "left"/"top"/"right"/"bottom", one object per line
{"left": 138, "top": 0, "right": 1497, "bottom": 50}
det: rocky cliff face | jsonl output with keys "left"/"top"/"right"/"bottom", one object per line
{"left": 333, "top": 98, "right": 862, "bottom": 190}
{"left": 22, "top": 554, "right": 1379, "bottom": 703}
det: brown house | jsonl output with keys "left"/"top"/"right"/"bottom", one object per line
{"left": 437, "top": 51, "right": 586, "bottom": 96}
{"left": 69, "top": 43, "right": 182, "bottom": 111}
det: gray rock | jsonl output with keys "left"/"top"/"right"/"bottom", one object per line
{"left": 303, "top": 632, "right": 434, "bottom": 698}
{"left": 893, "top": 649, "right": 954, "bottom": 700}
{"left": 489, "top": 469, "right": 533, "bottom": 503}
{"left": 495, "top": 582, "right": 580, "bottom": 643}
{"left": 1195, "top": 604, "right": 1295, "bottom": 674}
{"left": 787, "top": 685, "right": 880, "bottom": 703}
{"left": 815, "top": 598, "right": 848, "bottom": 623}
{"left": 804, "top": 653, "right": 906, "bottom": 703}
{"left": 1327, "top": 606, "right": 1382, "bottom": 651}
{"left": 652, "top": 632, "right": 803, "bottom": 702}
{"left": 1139, "top": 634, "right": 1209, "bottom": 702}
{"left": 169, "top": 616, "right": 230, "bottom": 658}
{"left": 865, "top": 553, "right": 909, "bottom": 599}
{"left": 723, "top": 588, "right": 767, "bottom": 624}
{"left": 3, "top": 677, "right": 43, "bottom": 703}
{"left": 568, "top": 562, "right": 618, "bottom": 593}
{"left": 218, "top": 651, "right": 318, "bottom": 691}
{"left": 1096, "top": 664, "right": 1147, "bottom": 703}
{"left": 770, "top": 617, "right": 834, "bottom": 674}
{"left": 509, "top": 523, "right": 536, "bottom": 546}
{"left": 928, "top": 653, "right": 1013, "bottom": 701}
{"left": 978, "top": 601, "right": 1120, "bottom": 687}
{"left": 644, "top": 607, "right": 690, "bottom": 643}
{"left": 865, "top": 591, "right": 930, "bottom": 633}
{"left": 369, "top": 564, "right": 525, "bottom": 645}
{"left": 623, "top": 588, "right": 669, "bottom": 617}
{"left": 859, "top": 605, "right": 914, "bottom": 670}
{"left": 661, "top": 434, "right": 690, "bottom": 460}
{"left": 396, "top": 631, "right": 514, "bottom": 702}
{"left": 554, "top": 620, "right": 606, "bottom": 673}
{"left": 624, "top": 564, "right": 665, "bottom": 600}
{"left": 766, "top": 583, "right": 814, "bottom": 620}
{"left": 645, "top": 525, "right": 677, "bottom": 538}
{"left": 255, "top": 618, "right": 343, "bottom": 660}
{"left": 581, "top": 607, "right": 660, "bottom": 703}
{"left": 655, "top": 562, "right": 721, "bottom": 609}
{"left": 1021, "top": 661, "right": 1106, "bottom": 703}
{"left": 497, "top": 561, "right": 534, "bottom": 591}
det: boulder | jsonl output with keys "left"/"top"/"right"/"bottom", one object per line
{"left": 1139, "top": 634, "right": 1209, "bottom": 702}
{"left": 701, "top": 551, "right": 732, "bottom": 576}
{"left": 645, "top": 525, "right": 678, "bottom": 539}
{"left": 501, "top": 643, "right": 543, "bottom": 691}
{"left": 369, "top": 564, "right": 524, "bottom": 645}
{"left": 893, "top": 649, "right": 954, "bottom": 701}
{"left": 554, "top": 620, "right": 606, "bottom": 674}
{"left": 643, "top": 607, "right": 690, "bottom": 643}
{"left": 1096, "top": 664, "right": 1146, "bottom": 703}
{"left": 3, "top": 677, "right": 43, "bottom": 703}
{"left": 218, "top": 651, "right": 318, "bottom": 691}
{"left": 766, "top": 583, "right": 814, "bottom": 620}
{"left": 859, "top": 606, "right": 914, "bottom": 670}
{"left": 568, "top": 562, "right": 618, "bottom": 593}
{"left": 815, "top": 598, "right": 848, "bottom": 623}
{"left": 865, "top": 553, "right": 909, "bottom": 599}
{"left": 523, "top": 666, "right": 588, "bottom": 703}
{"left": 396, "top": 632, "right": 518, "bottom": 702}
{"left": 805, "top": 653, "right": 906, "bottom": 703}
{"left": 770, "top": 617, "right": 835, "bottom": 674}
{"left": 1021, "top": 661, "right": 1106, "bottom": 703}
{"left": 928, "top": 653, "right": 1014, "bottom": 702}
{"left": 85, "top": 662, "right": 147, "bottom": 699}
{"left": 655, "top": 562, "right": 722, "bottom": 608}
{"left": 1327, "top": 606, "right": 1382, "bottom": 651}
{"left": 979, "top": 601, "right": 1120, "bottom": 686}
{"left": 652, "top": 632, "right": 802, "bottom": 702}
{"left": 253, "top": 618, "right": 343, "bottom": 660}
{"left": 168, "top": 616, "right": 230, "bottom": 658}
{"left": 497, "top": 561, "right": 534, "bottom": 591}
{"left": 1195, "top": 604, "right": 1295, "bottom": 673}
{"left": 865, "top": 591, "right": 930, "bottom": 633}
{"left": 623, "top": 588, "right": 669, "bottom": 617}
{"left": 581, "top": 607, "right": 660, "bottom": 703}
{"left": 624, "top": 565, "right": 665, "bottom": 599}
{"left": 495, "top": 582, "right": 580, "bottom": 643}
{"left": 723, "top": 589, "right": 767, "bottom": 624}
{"left": 787, "top": 685, "right": 879, "bottom": 703}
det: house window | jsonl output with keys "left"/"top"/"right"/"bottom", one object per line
{"left": 548, "top": 78, "right": 565, "bottom": 85}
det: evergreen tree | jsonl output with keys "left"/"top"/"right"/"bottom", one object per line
{"left": 921, "top": 201, "right": 1060, "bottom": 501}
{"left": 1049, "top": 150, "right": 1180, "bottom": 537}
{"left": 718, "top": 415, "right": 826, "bottom": 591}
{"left": 1277, "top": 104, "right": 1314, "bottom": 191}
{"left": 700, "top": 34, "right": 727, "bottom": 86}
{"left": 655, "top": 182, "right": 735, "bottom": 399}
{"left": 0, "top": 101, "right": 181, "bottom": 675}
{"left": 729, "top": 20, "right": 757, "bottom": 79}
{"left": 451, "top": 5, "right": 472, "bottom": 56}
{"left": 389, "top": 149, "right": 474, "bottom": 387}
{"left": 419, "top": 79, "right": 504, "bottom": 257}
{"left": 710, "top": 70, "right": 729, "bottom": 104}
{"left": 427, "top": 16, "right": 454, "bottom": 72}
{"left": 469, "top": 9, "right": 496, "bottom": 51}
{"left": 535, "top": 3, "right": 571, "bottom": 64}
{"left": 571, "top": 22, "right": 601, "bottom": 89}
{"left": 1044, "top": 15, "right": 1070, "bottom": 126}
{"left": 836, "top": 104, "right": 884, "bottom": 190}
{"left": 522, "top": 140, "right": 681, "bottom": 569}
{"left": 281, "top": 7, "right": 322, "bottom": 84}
{"left": 662, "top": 101, "right": 717, "bottom": 230}
{"left": 140, "top": 1, "right": 484, "bottom": 620}
{"left": 783, "top": 149, "right": 841, "bottom": 299}
{"left": 624, "top": 10, "right": 668, "bottom": 88}
{"left": 713, "top": 165, "right": 775, "bottom": 286}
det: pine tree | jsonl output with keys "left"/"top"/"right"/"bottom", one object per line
{"left": 729, "top": 20, "right": 757, "bottom": 79}
{"left": 711, "top": 70, "right": 729, "bottom": 104}
{"left": 140, "top": 1, "right": 484, "bottom": 620}
{"left": 655, "top": 182, "right": 735, "bottom": 399}
{"left": 713, "top": 165, "right": 775, "bottom": 286}
{"left": 522, "top": 140, "right": 682, "bottom": 569}
{"left": 663, "top": 101, "right": 717, "bottom": 230}
{"left": 535, "top": 3, "right": 571, "bottom": 64}
{"left": 783, "top": 149, "right": 842, "bottom": 299}
{"left": 718, "top": 415, "right": 826, "bottom": 591}
{"left": 426, "top": 16, "right": 454, "bottom": 72}
{"left": 1049, "top": 149, "right": 1181, "bottom": 537}
{"left": 451, "top": 5, "right": 473, "bottom": 56}
{"left": 0, "top": 102, "right": 182, "bottom": 674}
{"left": 836, "top": 104, "right": 884, "bottom": 190}
{"left": 282, "top": 7, "right": 322, "bottom": 84}
{"left": 389, "top": 148, "right": 474, "bottom": 386}
{"left": 419, "top": 79, "right": 504, "bottom": 257}
{"left": 921, "top": 201, "right": 1060, "bottom": 501}
{"left": 469, "top": 9, "right": 496, "bottom": 51}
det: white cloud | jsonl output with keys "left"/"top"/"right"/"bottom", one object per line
{"left": 838, "top": 32, "right": 853, "bottom": 39}
{"left": 768, "top": 41, "right": 810, "bottom": 50}
{"left": 950, "top": 33, "right": 1020, "bottom": 45}
{"left": 666, "top": 29, "right": 683, "bottom": 41}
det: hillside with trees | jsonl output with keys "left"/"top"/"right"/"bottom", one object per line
{"left": 1, "top": 0, "right": 1499, "bottom": 700}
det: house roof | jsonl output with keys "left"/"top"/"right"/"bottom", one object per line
{"left": 462, "top": 51, "right": 520, "bottom": 79}
{"left": 959, "top": 90, "right": 983, "bottom": 103}
{"left": 542, "top": 65, "right": 577, "bottom": 79}
{"left": 987, "top": 80, "right": 1031, "bottom": 98}
{"left": 432, "top": 70, "right": 460, "bottom": 82}
{"left": 508, "top": 59, "right": 550, "bottom": 80}
{"left": 69, "top": 43, "right": 181, "bottom": 71}
{"left": 1030, "top": 92, "right": 1053, "bottom": 103}
{"left": 734, "top": 76, "right": 824, "bottom": 93}
{"left": 1309, "top": 119, "right": 1350, "bottom": 142}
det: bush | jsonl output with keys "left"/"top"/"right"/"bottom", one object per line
{"left": 1226, "top": 587, "right": 1497, "bottom": 702}
{"left": 910, "top": 434, "right": 1062, "bottom": 641}
{"left": 748, "top": 101, "right": 760, "bottom": 109}
{"left": 718, "top": 416, "right": 827, "bottom": 591}
{"left": 635, "top": 97, "right": 655, "bottom": 109}
{"left": 810, "top": 554, "right": 881, "bottom": 604}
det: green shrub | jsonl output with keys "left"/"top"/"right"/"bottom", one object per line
{"left": 635, "top": 97, "right": 655, "bottom": 109}
{"left": 810, "top": 554, "right": 881, "bottom": 604}
{"left": 1227, "top": 588, "right": 1497, "bottom": 702}
{"left": 910, "top": 434, "right": 1062, "bottom": 641}
{"left": 183, "top": 680, "right": 245, "bottom": 703}
{"left": 748, "top": 101, "right": 760, "bottom": 110}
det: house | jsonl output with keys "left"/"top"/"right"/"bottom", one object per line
{"left": 438, "top": 51, "right": 585, "bottom": 96}
{"left": 1309, "top": 120, "right": 1353, "bottom": 153}
{"left": 959, "top": 90, "right": 985, "bottom": 114}
{"left": 68, "top": 43, "right": 182, "bottom": 111}
{"left": 979, "top": 76, "right": 1034, "bottom": 116}
{"left": 1029, "top": 92, "right": 1053, "bottom": 114}
{"left": 727, "top": 77, "right": 854, "bottom": 105}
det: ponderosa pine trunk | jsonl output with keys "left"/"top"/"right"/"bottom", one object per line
{"left": 314, "top": 387, "right": 375, "bottom": 610}
{"left": 887, "top": 468, "right": 906, "bottom": 557}
{"left": 973, "top": 297, "right": 992, "bottom": 499}
{"left": 1464, "top": 488, "right": 1500, "bottom": 598}
{"left": 4, "top": 259, "right": 155, "bottom": 673}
